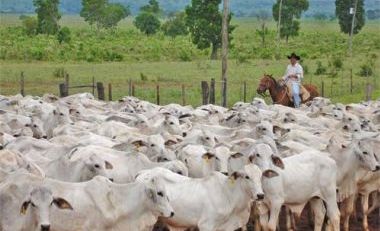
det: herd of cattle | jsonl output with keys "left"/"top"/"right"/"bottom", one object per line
{"left": 0, "top": 93, "right": 379, "bottom": 231}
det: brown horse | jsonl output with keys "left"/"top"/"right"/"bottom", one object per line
{"left": 256, "top": 74, "right": 319, "bottom": 107}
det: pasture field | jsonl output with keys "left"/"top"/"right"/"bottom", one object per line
{"left": 0, "top": 14, "right": 379, "bottom": 106}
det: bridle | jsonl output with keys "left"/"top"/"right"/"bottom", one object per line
{"left": 257, "top": 77, "right": 271, "bottom": 97}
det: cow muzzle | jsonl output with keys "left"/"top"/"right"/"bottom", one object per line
{"left": 257, "top": 193, "right": 265, "bottom": 200}
{"left": 40, "top": 224, "right": 50, "bottom": 231}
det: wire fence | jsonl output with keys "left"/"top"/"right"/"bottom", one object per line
{"left": 0, "top": 70, "right": 378, "bottom": 107}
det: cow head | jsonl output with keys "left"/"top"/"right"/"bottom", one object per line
{"left": 29, "top": 117, "right": 47, "bottom": 139}
{"left": 249, "top": 143, "right": 284, "bottom": 172}
{"left": 20, "top": 186, "right": 73, "bottom": 231}
{"left": 83, "top": 154, "right": 114, "bottom": 181}
{"left": 229, "top": 170, "right": 264, "bottom": 201}
{"left": 353, "top": 138, "right": 380, "bottom": 172}
{"left": 163, "top": 115, "right": 182, "bottom": 135}
{"left": 144, "top": 177, "right": 174, "bottom": 218}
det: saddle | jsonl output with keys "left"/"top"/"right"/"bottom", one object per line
{"left": 285, "top": 83, "right": 311, "bottom": 102}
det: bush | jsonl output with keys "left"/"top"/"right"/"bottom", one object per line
{"left": 331, "top": 56, "right": 343, "bottom": 70}
{"left": 20, "top": 16, "right": 38, "bottom": 36}
{"left": 315, "top": 61, "right": 327, "bottom": 75}
{"left": 358, "top": 64, "right": 373, "bottom": 77}
{"left": 57, "top": 27, "right": 71, "bottom": 44}
{"left": 134, "top": 12, "right": 161, "bottom": 35}
{"left": 162, "top": 12, "right": 188, "bottom": 38}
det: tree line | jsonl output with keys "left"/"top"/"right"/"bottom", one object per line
{"left": 20, "top": 0, "right": 368, "bottom": 59}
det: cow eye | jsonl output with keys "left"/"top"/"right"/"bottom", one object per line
{"left": 245, "top": 176, "right": 250, "bottom": 179}
{"left": 150, "top": 144, "right": 155, "bottom": 147}
{"left": 256, "top": 153, "right": 260, "bottom": 157}
{"left": 94, "top": 164, "right": 100, "bottom": 168}
{"left": 262, "top": 128, "right": 267, "bottom": 131}
{"left": 76, "top": 111, "right": 80, "bottom": 114}
{"left": 169, "top": 122, "right": 174, "bottom": 125}
{"left": 157, "top": 191, "right": 164, "bottom": 197}
{"left": 363, "top": 151, "right": 368, "bottom": 155}
{"left": 348, "top": 118, "right": 352, "bottom": 121}
{"left": 33, "top": 125, "right": 37, "bottom": 128}
{"left": 205, "top": 137, "right": 210, "bottom": 140}
{"left": 60, "top": 113, "right": 64, "bottom": 116}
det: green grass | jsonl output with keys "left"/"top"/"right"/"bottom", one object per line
{"left": 0, "top": 14, "right": 379, "bottom": 106}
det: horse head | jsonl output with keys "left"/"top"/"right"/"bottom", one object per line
{"left": 257, "top": 74, "right": 276, "bottom": 96}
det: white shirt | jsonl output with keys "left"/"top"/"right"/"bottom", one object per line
{"left": 283, "top": 62, "right": 304, "bottom": 83}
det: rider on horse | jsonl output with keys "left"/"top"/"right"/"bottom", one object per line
{"left": 282, "top": 53, "right": 305, "bottom": 108}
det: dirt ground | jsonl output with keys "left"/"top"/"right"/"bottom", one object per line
{"left": 153, "top": 202, "right": 379, "bottom": 231}
{"left": 277, "top": 203, "right": 380, "bottom": 231}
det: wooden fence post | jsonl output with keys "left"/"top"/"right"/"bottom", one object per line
{"left": 221, "top": 79, "right": 227, "bottom": 106}
{"left": 350, "top": 69, "right": 353, "bottom": 93}
{"left": 59, "top": 83, "right": 68, "bottom": 97}
{"left": 92, "top": 77, "right": 95, "bottom": 96}
{"left": 20, "top": 72, "right": 25, "bottom": 96}
{"left": 181, "top": 84, "right": 186, "bottom": 106}
{"left": 243, "top": 81, "right": 247, "bottom": 102}
{"left": 128, "top": 79, "right": 132, "bottom": 96}
{"left": 132, "top": 84, "right": 135, "bottom": 96}
{"left": 321, "top": 80, "right": 325, "bottom": 97}
{"left": 201, "top": 81, "right": 209, "bottom": 105}
{"left": 108, "top": 83, "right": 112, "bottom": 101}
{"left": 156, "top": 84, "right": 160, "bottom": 105}
{"left": 365, "top": 84, "right": 372, "bottom": 101}
{"left": 97, "top": 82, "right": 105, "bottom": 100}
{"left": 64, "top": 73, "right": 69, "bottom": 96}
{"left": 209, "top": 78, "right": 215, "bottom": 104}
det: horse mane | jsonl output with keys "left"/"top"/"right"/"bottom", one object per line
{"left": 264, "top": 74, "right": 281, "bottom": 89}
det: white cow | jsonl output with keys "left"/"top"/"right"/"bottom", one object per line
{"left": 1, "top": 172, "right": 174, "bottom": 231}
{"left": 0, "top": 183, "right": 73, "bottom": 231}
{"left": 250, "top": 143, "right": 340, "bottom": 231}
{"left": 136, "top": 167, "right": 264, "bottom": 231}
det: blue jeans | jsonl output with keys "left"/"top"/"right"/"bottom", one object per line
{"left": 292, "top": 82, "right": 301, "bottom": 108}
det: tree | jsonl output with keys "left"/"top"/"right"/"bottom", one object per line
{"left": 57, "top": 26, "right": 71, "bottom": 44}
{"left": 134, "top": 0, "right": 161, "bottom": 35}
{"left": 255, "top": 10, "right": 270, "bottom": 47}
{"left": 20, "top": 16, "right": 38, "bottom": 36}
{"left": 162, "top": 12, "right": 188, "bottom": 38}
{"left": 140, "top": 0, "right": 161, "bottom": 15}
{"left": 185, "top": 0, "right": 235, "bottom": 60}
{"left": 272, "top": 0, "right": 309, "bottom": 42}
{"left": 33, "top": 0, "right": 61, "bottom": 34}
{"left": 80, "top": 0, "right": 129, "bottom": 29}
{"left": 100, "top": 3, "right": 130, "bottom": 29}
{"left": 336, "top": 0, "right": 365, "bottom": 34}
{"left": 134, "top": 12, "right": 161, "bottom": 35}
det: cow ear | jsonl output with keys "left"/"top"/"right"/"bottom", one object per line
{"left": 230, "top": 171, "right": 243, "bottom": 180}
{"left": 105, "top": 161, "right": 113, "bottom": 170}
{"left": 231, "top": 153, "right": 243, "bottom": 159}
{"left": 346, "top": 105, "right": 353, "bottom": 111}
{"left": 53, "top": 197, "right": 73, "bottom": 210}
{"left": 202, "top": 152, "right": 215, "bottom": 160}
{"left": 20, "top": 200, "right": 30, "bottom": 215}
{"left": 271, "top": 155, "right": 284, "bottom": 169}
{"left": 164, "top": 140, "right": 177, "bottom": 146}
{"left": 273, "top": 125, "right": 281, "bottom": 134}
{"left": 248, "top": 155, "right": 255, "bottom": 163}
{"left": 262, "top": 169, "right": 279, "bottom": 178}
{"left": 214, "top": 137, "right": 219, "bottom": 143}
{"left": 132, "top": 140, "right": 146, "bottom": 148}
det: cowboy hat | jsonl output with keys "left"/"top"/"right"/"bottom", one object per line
{"left": 287, "top": 53, "right": 301, "bottom": 60}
